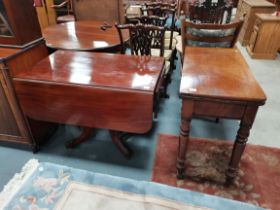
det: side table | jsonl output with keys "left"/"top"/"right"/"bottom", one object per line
{"left": 177, "top": 47, "right": 266, "bottom": 184}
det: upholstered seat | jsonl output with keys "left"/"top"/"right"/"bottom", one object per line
{"left": 164, "top": 61, "right": 171, "bottom": 74}
{"left": 165, "top": 30, "right": 179, "bottom": 39}
{"left": 175, "top": 35, "right": 182, "bottom": 54}
{"left": 151, "top": 48, "right": 173, "bottom": 60}
{"left": 176, "top": 17, "right": 243, "bottom": 75}
{"left": 181, "top": 20, "right": 243, "bottom": 55}
{"left": 125, "top": 5, "right": 142, "bottom": 21}
{"left": 164, "top": 38, "right": 177, "bottom": 49}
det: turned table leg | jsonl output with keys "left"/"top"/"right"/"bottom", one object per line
{"left": 65, "top": 126, "right": 93, "bottom": 148}
{"left": 226, "top": 106, "right": 258, "bottom": 184}
{"left": 177, "top": 100, "right": 194, "bottom": 179}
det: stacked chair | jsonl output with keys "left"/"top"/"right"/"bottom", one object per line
{"left": 188, "top": 0, "right": 233, "bottom": 24}
{"left": 176, "top": 0, "right": 243, "bottom": 64}
{"left": 117, "top": 0, "right": 180, "bottom": 99}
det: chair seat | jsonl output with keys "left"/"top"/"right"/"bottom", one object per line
{"left": 164, "top": 38, "right": 177, "bottom": 49}
{"left": 57, "top": 14, "right": 75, "bottom": 23}
{"left": 164, "top": 61, "right": 170, "bottom": 74}
{"left": 165, "top": 30, "right": 179, "bottom": 39}
{"left": 126, "top": 5, "right": 142, "bottom": 19}
{"left": 151, "top": 48, "right": 172, "bottom": 60}
{"left": 175, "top": 35, "right": 182, "bottom": 54}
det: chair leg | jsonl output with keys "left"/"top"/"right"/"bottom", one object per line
{"left": 171, "top": 49, "right": 177, "bottom": 71}
{"left": 163, "top": 75, "right": 169, "bottom": 98}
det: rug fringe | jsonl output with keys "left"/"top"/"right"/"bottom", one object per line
{"left": 0, "top": 159, "right": 39, "bottom": 209}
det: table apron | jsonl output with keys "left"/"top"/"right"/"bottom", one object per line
{"left": 14, "top": 81, "right": 155, "bottom": 134}
{"left": 184, "top": 99, "right": 258, "bottom": 120}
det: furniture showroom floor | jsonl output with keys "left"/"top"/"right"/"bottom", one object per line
{"left": 0, "top": 42, "right": 279, "bottom": 192}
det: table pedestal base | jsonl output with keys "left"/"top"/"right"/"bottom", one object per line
{"left": 65, "top": 127, "right": 132, "bottom": 159}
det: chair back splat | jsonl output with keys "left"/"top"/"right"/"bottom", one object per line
{"left": 115, "top": 23, "right": 166, "bottom": 56}
{"left": 134, "top": 15, "right": 168, "bottom": 27}
{"left": 180, "top": 0, "right": 234, "bottom": 24}
{"left": 115, "top": 22, "right": 172, "bottom": 98}
{"left": 180, "top": 16, "right": 243, "bottom": 58}
{"left": 141, "top": 2, "right": 177, "bottom": 50}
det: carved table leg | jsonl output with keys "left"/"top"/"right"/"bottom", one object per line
{"left": 177, "top": 100, "right": 194, "bottom": 179}
{"left": 65, "top": 126, "right": 93, "bottom": 148}
{"left": 109, "top": 130, "right": 132, "bottom": 159}
{"left": 226, "top": 106, "right": 258, "bottom": 184}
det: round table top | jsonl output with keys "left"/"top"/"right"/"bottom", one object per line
{"left": 42, "top": 20, "right": 128, "bottom": 51}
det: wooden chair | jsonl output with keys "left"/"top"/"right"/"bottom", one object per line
{"left": 51, "top": 0, "right": 74, "bottom": 23}
{"left": 141, "top": 3, "right": 179, "bottom": 87}
{"left": 123, "top": 15, "right": 175, "bottom": 94}
{"left": 180, "top": 19, "right": 243, "bottom": 58}
{"left": 130, "top": 15, "right": 168, "bottom": 27}
{"left": 72, "top": 0, "right": 125, "bottom": 23}
{"left": 178, "top": 0, "right": 234, "bottom": 24}
{"left": 115, "top": 23, "right": 169, "bottom": 100}
{"left": 142, "top": 2, "right": 178, "bottom": 50}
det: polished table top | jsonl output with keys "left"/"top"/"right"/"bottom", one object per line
{"left": 42, "top": 20, "right": 128, "bottom": 51}
{"left": 14, "top": 51, "right": 165, "bottom": 133}
{"left": 180, "top": 47, "right": 266, "bottom": 104}
{"left": 14, "top": 51, "right": 164, "bottom": 91}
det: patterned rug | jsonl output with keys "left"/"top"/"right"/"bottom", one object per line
{"left": 0, "top": 160, "right": 263, "bottom": 210}
{"left": 152, "top": 134, "right": 280, "bottom": 210}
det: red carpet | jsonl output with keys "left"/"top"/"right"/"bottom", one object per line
{"left": 152, "top": 134, "right": 280, "bottom": 210}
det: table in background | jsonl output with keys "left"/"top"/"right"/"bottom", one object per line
{"left": 13, "top": 51, "right": 164, "bottom": 157}
{"left": 42, "top": 20, "right": 128, "bottom": 52}
{"left": 177, "top": 47, "right": 266, "bottom": 184}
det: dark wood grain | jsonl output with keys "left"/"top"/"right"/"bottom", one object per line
{"left": 0, "top": 48, "right": 20, "bottom": 58}
{"left": 0, "top": 80, "right": 20, "bottom": 136}
{"left": 177, "top": 47, "right": 266, "bottom": 184}
{"left": 0, "top": 0, "right": 41, "bottom": 47}
{"left": 0, "top": 42, "right": 55, "bottom": 150}
{"left": 72, "top": 0, "right": 125, "bottom": 23}
{"left": 14, "top": 51, "right": 165, "bottom": 134}
{"left": 43, "top": 20, "right": 129, "bottom": 51}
